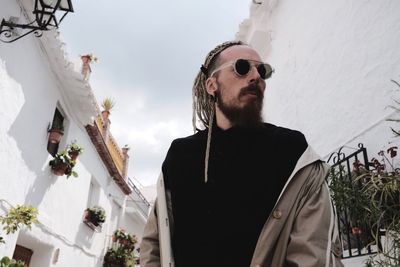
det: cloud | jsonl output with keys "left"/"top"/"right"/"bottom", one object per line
{"left": 60, "top": 0, "right": 251, "bottom": 186}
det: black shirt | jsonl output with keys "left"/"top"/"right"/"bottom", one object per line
{"left": 162, "top": 123, "right": 307, "bottom": 267}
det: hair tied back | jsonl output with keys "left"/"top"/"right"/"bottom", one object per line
{"left": 200, "top": 65, "right": 208, "bottom": 76}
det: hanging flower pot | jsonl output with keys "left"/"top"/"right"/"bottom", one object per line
{"left": 84, "top": 209, "right": 91, "bottom": 221}
{"left": 48, "top": 129, "right": 64, "bottom": 144}
{"left": 49, "top": 151, "right": 78, "bottom": 178}
{"left": 84, "top": 206, "right": 106, "bottom": 227}
{"left": 67, "top": 142, "right": 84, "bottom": 161}
{"left": 48, "top": 121, "right": 64, "bottom": 144}
{"left": 51, "top": 161, "right": 68, "bottom": 176}
{"left": 68, "top": 151, "right": 79, "bottom": 161}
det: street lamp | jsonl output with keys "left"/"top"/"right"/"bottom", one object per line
{"left": 0, "top": 0, "right": 74, "bottom": 43}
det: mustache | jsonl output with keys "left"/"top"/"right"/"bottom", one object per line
{"left": 239, "top": 84, "right": 263, "bottom": 98}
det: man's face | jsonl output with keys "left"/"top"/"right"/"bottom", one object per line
{"left": 212, "top": 45, "right": 266, "bottom": 127}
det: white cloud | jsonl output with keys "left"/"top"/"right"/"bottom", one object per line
{"left": 60, "top": 0, "right": 251, "bottom": 186}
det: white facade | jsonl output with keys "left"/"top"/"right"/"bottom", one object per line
{"left": 0, "top": 0, "right": 148, "bottom": 266}
{"left": 237, "top": 1, "right": 400, "bottom": 266}
{"left": 237, "top": 0, "right": 400, "bottom": 158}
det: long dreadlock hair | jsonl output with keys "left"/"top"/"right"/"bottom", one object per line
{"left": 192, "top": 40, "right": 245, "bottom": 182}
{"left": 192, "top": 40, "right": 245, "bottom": 131}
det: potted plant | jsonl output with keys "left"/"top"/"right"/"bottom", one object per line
{"left": 0, "top": 205, "right": 38, "bottom": 267}
{"left": 49, "top": 150, "right": 78, "bottom": 178}
{"left": 329, "top": 148, "right": 400, "bottom": 266}
{"left": 103, "top": 247, "right": 137, "bottom": 267}
{"left": 0, "top": 205, "right": 38, "bottom": 235}
{"left": 48, "top": 121, "right": 64, "bottom": 144}
{"left": 112, "top": 228, "right": 126, "bottom": 242}
{"left": 0, "top": 257, "right": 25, "bottom": 267}
{"left": 84, "top": 206, "right": 106, "bottom": 227}
{"left": 67, "top": 142, "right": 84, "bottom": 161}
{"left": 101, "top": 97, "right": 115, "bottom": 118}
{"left": 104, "top": 229, "right": 138, "bottom": 267}
{"left": 111, "top": 228, "right": 138, "bottom": 251}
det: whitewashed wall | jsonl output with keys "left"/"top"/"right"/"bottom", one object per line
{"left": 237, "top": 1, "right": 400, "bottom": 266}
{"left": 0, "top": 1, "right": 145, "bottom": 265}
{"left": 237, "top": 0, "right": 400, "bottom": 159}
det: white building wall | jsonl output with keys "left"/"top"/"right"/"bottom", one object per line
{"left": 237, "top": 0, "right": 400, "bottom": 159}
{"left": 0, "top": 1, "right": 146, "bottom": 265}
{"left": 237, "top": 1, "right": 400, "bottom": 266}
{"left": 0, "top": 47, "right": 108, "bottom": 264}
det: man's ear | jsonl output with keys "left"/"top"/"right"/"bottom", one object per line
{"left": 205, "top": 77, "right": 218, "bottom": 97}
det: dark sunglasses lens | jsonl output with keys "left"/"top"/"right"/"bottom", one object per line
{"left": 234, "top": 59, "right": 251, "bottom": 76}
{"left": 257, "top": 63, "right": 273, "bottom": 79}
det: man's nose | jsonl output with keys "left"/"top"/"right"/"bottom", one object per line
{"left": 248, "top": 65, "right": 262, "bottom": 83}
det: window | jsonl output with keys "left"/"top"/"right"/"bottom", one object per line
{"left": 47, "top": 107, "right": 64, "bottom": 156}
{"left": 87, "top": 178, "right": 100, "bottom": 208}
{"left": 13, "top": 244, "right": 33, "bottom": 266}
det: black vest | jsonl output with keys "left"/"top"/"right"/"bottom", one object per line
{"left": 162, "top": 123, "right": 307, "bottom": 267}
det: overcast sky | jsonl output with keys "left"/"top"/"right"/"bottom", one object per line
{"left": 59, "top": 0, "right": 252, "bottom": 187}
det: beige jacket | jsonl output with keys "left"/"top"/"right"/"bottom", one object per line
{"left": 140, "top": 146, "right": 344, "bottom": 267}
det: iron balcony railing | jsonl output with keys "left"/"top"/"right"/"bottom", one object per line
{"left": 127, "top": 177, "right": 151, "bottom": 217}
{"left": 327, "top": 143, "right": 380, "bottom": 259}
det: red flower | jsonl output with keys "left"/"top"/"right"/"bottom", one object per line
{"left": 352, "top": 226, "right": 362, "bottom": 235}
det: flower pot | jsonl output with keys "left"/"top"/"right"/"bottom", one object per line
{"left": 101, "top": 110, "right": 110, "bottom": 120}
{"left": 52, "top": 162, "right": 68, "bottom": 176}
{"left": 84, "top": 210, "right": 89, "bottom": 219}
{"left": 112, "top": 235, "right": 117, "bottom": 242}
{"left": 48, "top": 129, "right": 64, "bottom": 144}
{"left": 69, "top": 151, "right": 79, "bottom": 161}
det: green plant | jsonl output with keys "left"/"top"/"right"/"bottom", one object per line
{"left": 113, "top": 228, "right": 126, "bottom": 240}
{"left": 356, "top": 171, "right": 400, "bottom": 266}
{"left": 329, "top": 148, "right": 400, "bottom": 266}
{"left": 329, "top": 164, "right": 371, "bottom": 230}
{"left": 112, "top": 228, "right": 137, "bottom": 250}
{"left": 49, "top": 150, "right": 78, "bottom": 178}
{"left": 85, "top": 206, "right": 106, "bottom": 226}
{"left": 0, "top": 257, "right": 25, "bottom": 267}
{"left": 0, "top": 205, "right": 38, "bottom": 235}
{"left": 68, "top": 142, "right": 84, "bottom": 155}
{"left": 68, "top": 143, "right": 84, "bottom": 154}
{"left": 101, "top": 97, "right": 116, "bottom": 112}
{"left": 104, "top": 229, "right": 138, "bottom": 266}
{"left": 103, "top": 247, "right": 137, "bottom": 267}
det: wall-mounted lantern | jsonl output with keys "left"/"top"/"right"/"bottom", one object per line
{"left": 0, "top": 0, "right": 73, "bottom": 43}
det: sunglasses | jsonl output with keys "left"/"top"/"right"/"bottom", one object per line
{"left": 210, "top": 59, "right": 274, "bottom": 80}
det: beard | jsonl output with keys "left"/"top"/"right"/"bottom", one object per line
{"left": 215, "top": 83, "right": 264, "bottom": 128}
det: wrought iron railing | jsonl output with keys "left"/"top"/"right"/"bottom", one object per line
{"left": 327, "top": 143, "right": 380, "bottom": 259}
{"left": 127, "top": 177, "right": 151, "bottom": 217}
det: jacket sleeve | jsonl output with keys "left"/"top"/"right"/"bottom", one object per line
{"left": 140, "top": 201, "right": 161, "bottom": 267}
{"left": 286, "top": 169, "right": 344, "bottom": 267}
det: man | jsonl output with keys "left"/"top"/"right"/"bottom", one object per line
{"left": 140, "top": 41, "right": 343, "bottom": 267}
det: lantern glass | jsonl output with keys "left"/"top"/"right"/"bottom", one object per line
{"left": 58, "top": 0, "right": 74, "bottom": 12}
{"left": 39, "top": 0, "right": 56, "bottom": 8}
{"left": 38, "top": 0, "right": 73, "bottom": 12}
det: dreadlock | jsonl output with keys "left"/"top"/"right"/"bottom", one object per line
{"left": 192, "top": 40, "right": 245, "bottom": 131}
{"left": 192, "top": 40, "right": 245, "bottom": 182}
